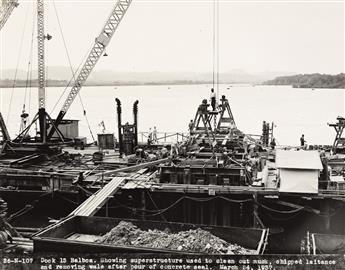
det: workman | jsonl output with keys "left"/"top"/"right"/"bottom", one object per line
{"left": 221, "top": 147, "right": 229, "bottom": 166}
{"left": 210, "top": 88, "right": 216, "bottom": 111}
{"left": 170, "top": 143, "right": 179, "bottom": 157}
{"left": 300, "top": 134, "right": 306, "bottom": 147}
{"left": 270, "top": 138, "right": 276, "bottom": 150}
{"left": 152, "top": 126, "right": 158, "bottom": 143}
{"left": 188, "top": 120, "right": 194, "bottom": 135}
{"left": 147, "top": 128, "right": 153, "bottom": 145}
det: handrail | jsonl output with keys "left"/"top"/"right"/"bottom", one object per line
{"left": 138, "top": 131, "right": 189, "bottom": 143}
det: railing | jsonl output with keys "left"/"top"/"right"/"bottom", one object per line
{"left": 138, "top": 132, "right": 189, "bottom": 144}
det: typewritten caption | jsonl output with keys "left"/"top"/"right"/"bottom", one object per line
{"left": 1, "top": 254, "right": 345, "bottom": 270}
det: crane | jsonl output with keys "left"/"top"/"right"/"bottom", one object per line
{"left": 8, "top": 0, "right": 132, "bottom": 153}
{"left": 0, "top": 0, "right": 19, "bottom": 31}
{"left": 47, "top": 0, "right": 132, "bottom": 140}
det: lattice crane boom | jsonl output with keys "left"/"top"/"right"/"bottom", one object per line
{"left": 0, "top": 0, "right": 19, "bottom": 31}
{"left": 47, "top": 0, "right": 132, "bottom": 139}
{"left": 37, "top": 0, "right": 46, "bottom": 109}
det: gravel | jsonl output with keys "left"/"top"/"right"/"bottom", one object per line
{"left": 96, "top": 221, "right": 256, "bottom": 254}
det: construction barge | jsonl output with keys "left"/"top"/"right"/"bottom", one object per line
{"left": 0, "top": 94, "right": 343, "bottom": 256}
{"left": 1, "top": 0, "right": 345, "bottom": 258}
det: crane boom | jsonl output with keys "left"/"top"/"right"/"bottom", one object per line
{"left": 0, "top": 0, "right": 19, "bottom": 31}
{"left": 37, "top": 0, "right": 46, "bottom": 109}
{"left": 47, "top": 0, "right": 132, "bottom": 140}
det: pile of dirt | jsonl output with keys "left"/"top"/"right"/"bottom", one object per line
{"left": 97, "top": 221, "right": 256, "bottom": 254}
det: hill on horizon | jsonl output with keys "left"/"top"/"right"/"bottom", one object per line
{"left": 1, "top": 67, "right": 295, "bottom": 84}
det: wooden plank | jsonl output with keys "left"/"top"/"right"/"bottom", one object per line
{"left": 70, "top": 176, "right": 126, "bottom": 216}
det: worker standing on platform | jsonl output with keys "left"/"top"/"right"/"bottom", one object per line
{"left": 153, "top": 126, "right": 158, "bottom": 143}
{"left": 210, "top": 88, "right": 216, "bottom": 111}
{"left": 300, "top": 134, "right": 306, "bottom": 148}
{"left": 270, "top": 138, "right": 276, "bottom": 150}
{"left": 148, "top": 128, "right": 153, "bottom": 145}
{"left": 188, "top": 120, "right": 194, "bottom": 135}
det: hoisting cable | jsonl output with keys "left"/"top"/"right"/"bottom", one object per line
{"left": 21, "top": 4, "right": 36, "bottom": 133}
{"left": 216, "top": 0, "right": 220, "bottom": 101}
{"left": 28, "top": 4, "right": 36, "bottom": 120}
{"left": 212, "top": 0, "right": 220, "bottom": 100}
{"left": 6, "top": 3, "right": 30, "bottom": 125}
{"left": 52, "top": 0, "right": 96, "bottom": 142}
{"left": 212, "top": 0, "right": 216, "bottom": 91}
{"left": 49, "top": 49, "right": 89, "bottom": 115}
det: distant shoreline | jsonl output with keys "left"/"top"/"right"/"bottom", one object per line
{"left": 264, "top": 73, "right": 345, "bottom": 89}
{"left": 0, "top": 80, "right": 255, "bottom": 88}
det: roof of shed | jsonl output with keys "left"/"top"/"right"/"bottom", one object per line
{"left": 276, "top": 150, "right": 323, "bottom": 170}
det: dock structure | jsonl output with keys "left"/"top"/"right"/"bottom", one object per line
{"left": 0, "top": 93, "right": 344, "bottom": 254}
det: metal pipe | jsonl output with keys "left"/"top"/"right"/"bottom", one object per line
{"left": 133, "top": 100, "right": 139, "bottom": 147}
{"left": 115, "top": 98, "right": 122, "bottom": 155}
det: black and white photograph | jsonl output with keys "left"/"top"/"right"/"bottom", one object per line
{"left": 0, "top": 0, "right": 344, "bottom": 269}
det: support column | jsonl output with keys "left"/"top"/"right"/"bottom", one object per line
{"left": 322, "top": 199, "right": 331, "bottom": 232}
{"left": 222, "top": 200, "right": 230, "bottom": 226}
{"left": 141, "top": 190, "right": 146, "bottom": 221}
{"left": 253, "top": 193, "right": 262, "bottom": 228}
{"left": 210, "top": 199, "right": 216, "bottom": 226}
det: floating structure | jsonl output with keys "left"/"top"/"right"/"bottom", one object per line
{"left": 1, "top": 0, "right": 345, "bottom": 257}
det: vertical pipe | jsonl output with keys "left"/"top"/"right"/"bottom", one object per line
{"left": 323, "top": 199, "right": 331, "bottom": 232}
{"left": 199, "top": 201, "right": 204, "bottom": 225}
{"left": 210, "top": 199, "right": 216, "bottom": 225}
{"left": 133, "top": 100, "right": 139, "bottom": 147}
{"left": 141, "top": 190, "right": 146, "bottom": 221}
{"left": 115, "top": 98, "right": 122, "bottom": 155}
{"left": 38, "top": 108, "right": 47, "bottom": 143}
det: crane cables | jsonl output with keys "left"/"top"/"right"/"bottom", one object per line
{"left": 20, "top": 4, "right": 36, "bottom": 134}
{"left": 52, "top": 0, "right": 96, "bottom": 142}
{"left": 212, "top": 0, "right": 220, "bottom": 101}
{"left": 6, "top": 3, "right": 30, "bottom": 125}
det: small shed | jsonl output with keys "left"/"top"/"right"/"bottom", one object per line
{"left": 276, "top": 150, "right": 322, "bottom": 194}
{"left": 49, "top": 119, "right": 79, "bottom": 139}
{"left": 97, "top": 133, "right": 115, "bottom": 150}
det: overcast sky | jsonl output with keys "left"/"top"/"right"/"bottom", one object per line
{"left": 0, "top": 0, "right": 344, "bottom": 75}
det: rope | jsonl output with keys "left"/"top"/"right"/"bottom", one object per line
{"left": 212, "top": 0, "right": 216, "bottom": 90}
{"left": 258, "top": 202, "right": 305, "bottom": 214}
{"left": 145, "top": 189, "right": 169, "bottom": 223}
{"left": 21, "top": 4, "right": 35, "bottom": 133}
{"left": 49, "top": 54, "right": 86, "bottom": 115}
{"left": 212, "top": 0, "right": 220, "bottom": 101}
{"left": 112, "top": 191, "right": 252, "bottom": 218}
{"left": 6, "top": 3, "right": 30, "bottom": 125}
{"left": 52, "top": 0, "right": 95, "bottom": 142}
{"left": 28, "top": 5, "right": 35, "bottom": 120}
{"left": 216, "top": 0, "right": 219, "bottom": 101}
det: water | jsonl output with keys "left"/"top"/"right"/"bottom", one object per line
{"left": 0, "top": 84, "right": 344, "bottom": 146}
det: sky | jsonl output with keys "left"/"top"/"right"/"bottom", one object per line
{"left": 0, "top": 0, "right": 344, "bottom": 75}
